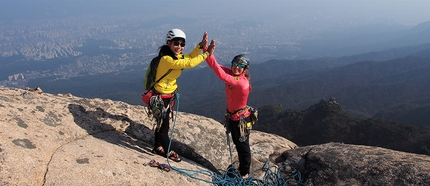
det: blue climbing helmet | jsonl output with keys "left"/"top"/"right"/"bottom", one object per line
{"left": 231, "top": 54, "right": 250, "bottom": 69}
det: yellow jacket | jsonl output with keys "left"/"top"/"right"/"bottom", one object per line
{"left": 154, "top": 45, "right": 210, "bottom": 94}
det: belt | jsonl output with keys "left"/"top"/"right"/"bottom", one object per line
{"left": 227, "top": 106, "right": 249, "bottom": 116}
{"left": 160, "top": 93, "right": 173, "bottom": 98}
{"left": 152, "top": 89, "right": 177, "bottom": 99}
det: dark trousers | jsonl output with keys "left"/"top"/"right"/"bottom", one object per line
{"left": 153, "top": 97, "right": 173, "bottom": 153}
{"left": 228, "top": 117, "right": 251, "bottom": 176}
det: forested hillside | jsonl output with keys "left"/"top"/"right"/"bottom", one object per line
{"left": 373, "top": 104, "right": 430, "bottom": 127}
{"left": 254, "top": 99, "right": 430, "bottom": 156}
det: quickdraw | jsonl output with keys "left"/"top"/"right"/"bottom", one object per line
{"left": 145, "top": 160, "right": 171, "bottom": 172}
{"left": 145, "top": 93, "right": 176, "bottom": 132}
{"left": 238, "top": 116, "right": 249, "bottom": 142}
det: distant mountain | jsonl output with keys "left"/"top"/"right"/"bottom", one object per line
{"left": 413, "top": 47, "right": 430, "bottom": 58}
{"left": 177, "top": 50, "right": 430, "bottom": 121}
{"left": 336, "top": 43, "right": 430, "bottom": 62}
{"left": 394, "top": 21, "right": 430, "bottom": 46}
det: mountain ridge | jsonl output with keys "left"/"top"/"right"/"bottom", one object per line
{"left": 24, "top": 43, "right": 430, "bottom": 126}
{"left": 178, "top": 54, "right": 430, "bottom": 120}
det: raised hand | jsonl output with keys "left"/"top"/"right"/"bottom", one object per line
{"left": 199, "top": 32, "right": 208, "bottom": 50}
{"left": 207, "top": 39, "right": 215, "bottom": 55}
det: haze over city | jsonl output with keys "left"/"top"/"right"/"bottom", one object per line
{"left": 0, "top": 0, "right": 429, "bottom": 87}
{"left": 1, "top": 0, "right": 428, "bottom": 58}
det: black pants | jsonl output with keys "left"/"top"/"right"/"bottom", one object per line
{"left": 228, "top": 116, "right": 251, "bottom": 176}
{"left": 153, "top": 97, "right": 173, "bottom": 154}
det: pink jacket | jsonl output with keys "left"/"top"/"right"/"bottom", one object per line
{"left": 206, "top": 55, "right": 251, "bottom": 120}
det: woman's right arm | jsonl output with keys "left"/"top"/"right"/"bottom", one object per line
{"left": 205, "top": 39, "right": 238, "bottom": 84}
{"left": 206, "top": 55, "right": 241, "bottom": 85}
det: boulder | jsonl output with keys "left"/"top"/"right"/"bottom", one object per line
{"left": 277, "top": 142, "right": 430, "bottom": 185}
{"left": 0, "top": 87, "right": 296, "bottom": 185}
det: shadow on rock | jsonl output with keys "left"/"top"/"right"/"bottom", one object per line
{"left": 68, "top": 103, "right": 153, "bottom": 155}
{"left": 68, "top": 103, "right": 218, "bottom": 172}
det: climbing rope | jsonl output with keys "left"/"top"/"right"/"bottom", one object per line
{"left": 163, "top": 93, "right": 306, "bottom": 186}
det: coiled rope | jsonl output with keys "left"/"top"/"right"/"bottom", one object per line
{"left": 163, "top": 93, "right": 306, "bottom": 186}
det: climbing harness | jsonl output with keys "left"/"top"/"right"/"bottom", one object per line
{"left": 145, "top": 91, "right": 176, "bottom": 132}
{"left": 226, "top": 106, "right": 256, "bottom": 142}
{"left": 160, "top": 93, "right": 306, "bottom": 186}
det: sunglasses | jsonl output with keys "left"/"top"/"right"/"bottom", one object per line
{"left": 232, "top": 61, "right": 246, "bottom": 68}
{"left": 173, "top": 41, "right": 185, "bottom": 47}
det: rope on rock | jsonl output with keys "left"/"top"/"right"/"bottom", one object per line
{"left": 164, "top": 93, "right": 306, "bottom": 186}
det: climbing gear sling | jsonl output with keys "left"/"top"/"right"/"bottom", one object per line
{"left": 225, "top": 105, "right": 258, "bottom": 142}
{"left": 141, "top": 55, "right": 175, "bottom": 130}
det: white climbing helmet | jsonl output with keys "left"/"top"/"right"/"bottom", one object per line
{"left": 166, "top": 29, "right": 186, "bottom": 43}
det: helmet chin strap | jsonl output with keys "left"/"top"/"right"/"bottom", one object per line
{"left": 233, "top": 70, "right": 247, "bottom": 76}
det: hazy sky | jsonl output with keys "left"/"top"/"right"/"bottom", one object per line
{"left": 1, "top": 0, "right": 429, "bottom": 26}
{"left": 208, "top": 0, "right": 429, "bottom": 25}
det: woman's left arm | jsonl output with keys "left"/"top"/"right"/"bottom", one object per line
{"left": 188, "top": 45, "right": 202, "bottom": 58}
{"left": 164, "top": 51, "right": 210, "bottom": 69}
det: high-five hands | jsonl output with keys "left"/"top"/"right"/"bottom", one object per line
{"left": 207, "top": 39, "right": 215, "bottom": 55}
{"left": 199, "top": 32, "right": 208, "bottom": 50}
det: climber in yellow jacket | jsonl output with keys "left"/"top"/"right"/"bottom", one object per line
{"left": 154, "top": 29, "right": 211, "bottom": 94}
{"left": 151, "top": 28, "right": 214, "bottom": 162}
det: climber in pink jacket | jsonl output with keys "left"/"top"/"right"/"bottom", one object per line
{"left": 205, "top": 39, "right": 252, "bottom": 179}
